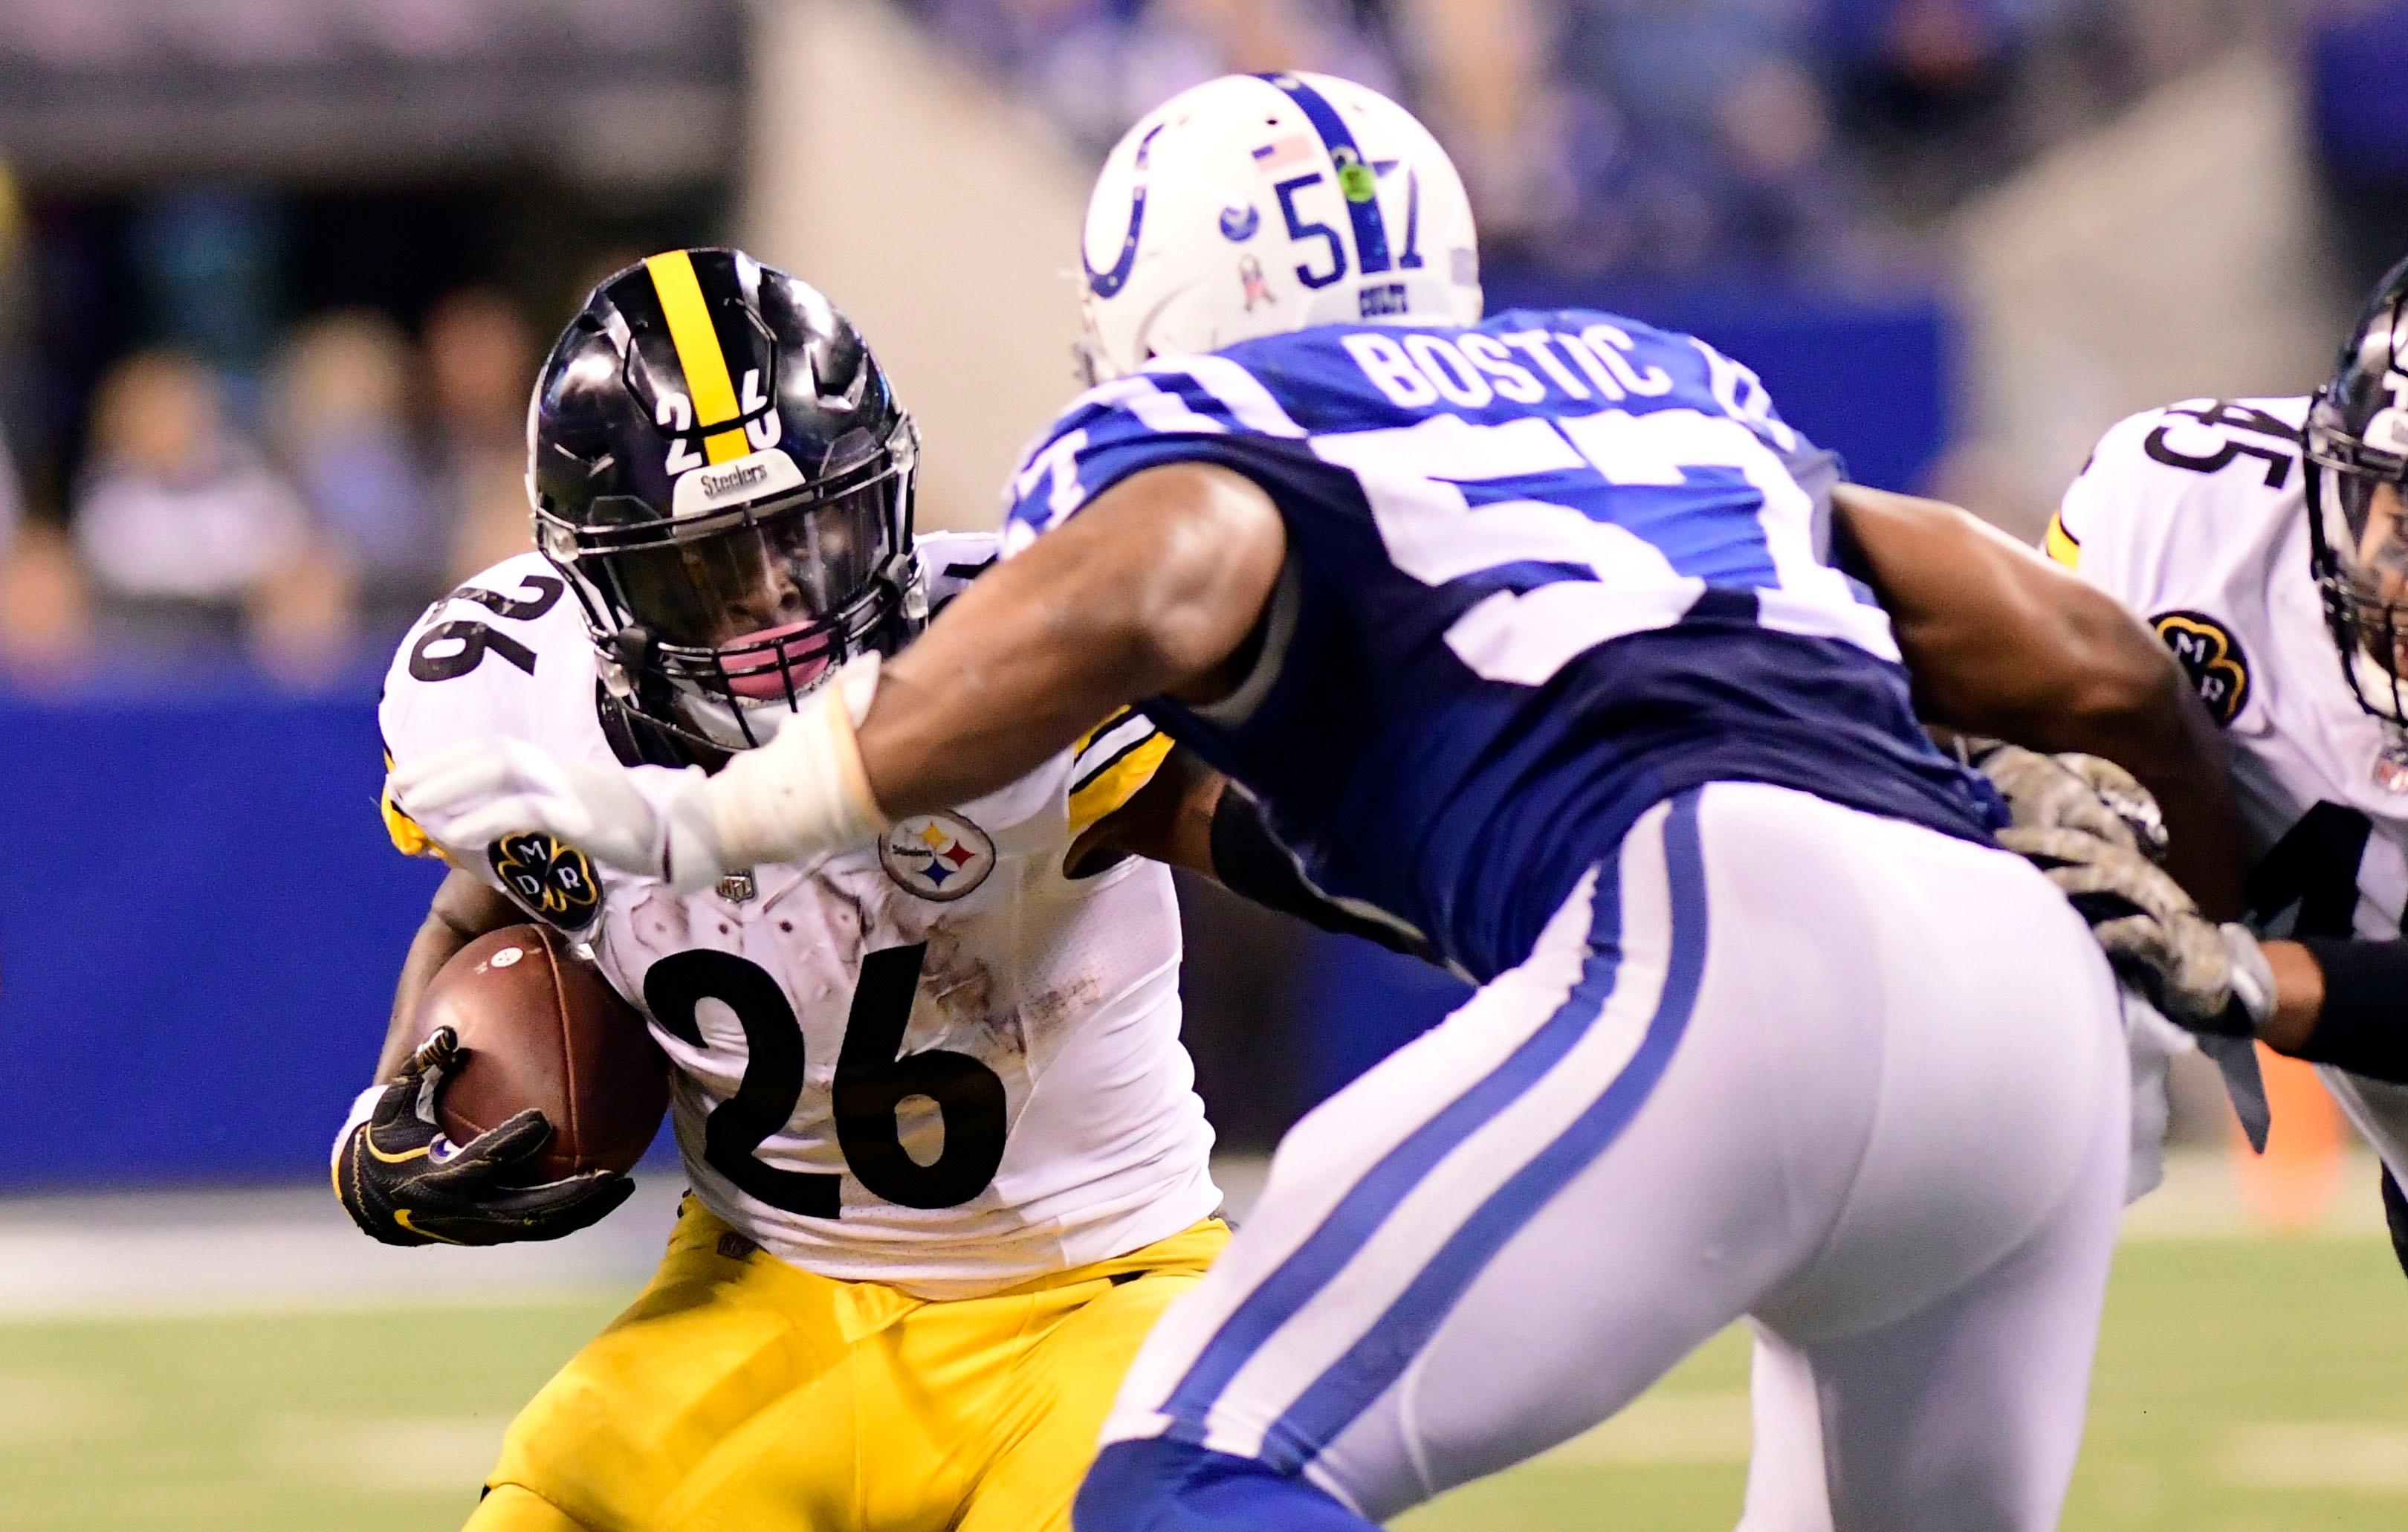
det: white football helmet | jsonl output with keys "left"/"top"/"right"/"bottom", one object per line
{"left": 1077, "top": 72, "right": 1483, "bottom": 381}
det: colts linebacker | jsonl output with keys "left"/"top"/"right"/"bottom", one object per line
{"left": 346, "top": 249, "right": 1402, "bottom": 1532}
{"left": 2042, "top": 254, "right": 2408, "bottom": 1273}
{"left": 399, "top": 80, "right": 2247, "bottom": 1531}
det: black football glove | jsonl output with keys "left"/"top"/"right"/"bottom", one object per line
{"left": 333, "top": 1027, "right": 635, "bottom": 1247}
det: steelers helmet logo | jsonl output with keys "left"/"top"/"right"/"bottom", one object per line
{"left": 2152, "top": 610, "right": 2250, "bottom": 727}
{"left": 878, "top": 813, "right": 997, "bottom": 902}
{"left": 488, "top": 833, "right": 603, "bottom": 928}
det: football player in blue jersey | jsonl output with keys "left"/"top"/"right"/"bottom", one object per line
{"left": 399, "top": 74, "right": 2256, "bottom": 1532}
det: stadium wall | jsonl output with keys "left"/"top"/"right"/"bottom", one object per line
{"left": 0, "top": 682, "right": 439, "bottom": 1188}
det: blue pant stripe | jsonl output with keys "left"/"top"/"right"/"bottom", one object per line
{"left": 1159, "top": 842, "right": 1631, "bottom": 1435}
{"left": 1260, "top": 790, "right": 1712, "bottom": 1474}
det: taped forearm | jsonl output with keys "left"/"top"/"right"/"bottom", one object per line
{"left": 698, "top": 655, "right": 889, "bottom": 877}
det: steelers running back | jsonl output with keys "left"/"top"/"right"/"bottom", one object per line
{"left": 338, "top": 250, "right": 1403, "bottom": 1532}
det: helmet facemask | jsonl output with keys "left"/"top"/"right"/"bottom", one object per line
{"left": 2306, "top": 395, "right": 2408, "bottom": 724}
{"left": 543, "top": 424, "right": 925, "bottom": 754}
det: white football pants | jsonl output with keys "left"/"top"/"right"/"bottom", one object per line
{"left": 1099, "top": 782, "right": 2131, "bottom": 1531}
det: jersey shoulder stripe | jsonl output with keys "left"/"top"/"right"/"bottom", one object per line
{"left": 1067, "top": 708, "right": 1174, "bottom": 838}
{"left": 2043, "top": 511, "right": 2080, "bottom": 570}
{"left": 380, "top": 749, "right": 442, "bottom": 861}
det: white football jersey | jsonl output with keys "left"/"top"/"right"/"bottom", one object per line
{"left": 378, "top": 534, "right": 1220, "bottom": 1298}
{"left": 2053, "top": 395, "right": 2408, "bottom": 1178}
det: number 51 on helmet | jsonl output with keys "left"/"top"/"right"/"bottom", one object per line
{"left": 1075, "top": 71, "right": 1485, "bottom": 384}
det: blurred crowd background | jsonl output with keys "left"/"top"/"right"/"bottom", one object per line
{"left": 913, "top": 0, "right": 2249, "bottom": 277}
{"left": 0, "top": 0, "right": 2399, "bottom": 687}
{"left": 4, "top": 0, "right": 2408, "bottom": 1181}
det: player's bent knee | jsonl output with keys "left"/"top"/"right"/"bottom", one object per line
{"left": 463, "top": 1481, "right": 597, "bottom": 1532}
{"left": 1073, "top": 1438, "right": 1376, "bottom": 1532}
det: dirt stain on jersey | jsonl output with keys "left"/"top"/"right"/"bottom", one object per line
{"left": 917, "top": 928, "right": 1017, "bottom": 1058}
{"left": 624, "top": 888, "right": 696, "bottom": 957}
{"left": 1021, "top": 973, "right": 1104, "bottom": 1041}
{"left": 792, "top": 859, "right": 885, "bottom": 949}
{"left": 796, "top": 859, "right": 1029, "bottom": 1061}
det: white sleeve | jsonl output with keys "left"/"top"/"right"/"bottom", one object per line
{"left": 2050, "top": 397, "right": 2308, "bottom": 622}
{"left": 378, "top": 557, "right": 641, "bottom": 933}
{"left": 378, "top": 620, "right": 526, "bottom": 868}
{"left": 917, "top": 529, "right": 1003, "bottom": 612}
{"left": 2048, "top": 406, "right": 2195, "bottom": 613}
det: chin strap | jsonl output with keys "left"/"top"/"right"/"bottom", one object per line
{"left": 670, "top": 653, "right": 891, "bottom": 891}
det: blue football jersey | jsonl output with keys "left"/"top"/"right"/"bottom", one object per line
{"left": 1002, "top": 310, "right": 2002, "bottom": 979}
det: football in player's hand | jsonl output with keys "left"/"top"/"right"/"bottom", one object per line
{"left": 411, "top": 925, "right": 669, "bottom": 1182}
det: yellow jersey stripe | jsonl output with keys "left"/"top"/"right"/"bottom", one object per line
{"left": 2043, "top": 512, "right": 2080, "bottom": 570}
{"left": 380, "top": 750, "right": 440, "bottom": 859}
{"left": 644, "top": 250, "right": 751, "bottom": 465}
{"left": 1068, "top": 732, "right": 1174, "bottom": 838}
{"left": 382, "top": 787, "right": 436, "bottom": 858}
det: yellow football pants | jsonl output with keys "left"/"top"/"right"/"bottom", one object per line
{"left": 465, "top": 1198, "right": 1228, "bottom": 1532}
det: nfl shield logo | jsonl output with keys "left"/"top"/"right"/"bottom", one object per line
{"left": 878, "top": 812, "right": 997, "bottom": 901}
{"left": 2376, "top": 739, "right": 2408, "bottom": 795}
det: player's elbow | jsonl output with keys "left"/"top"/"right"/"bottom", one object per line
{"left": 1079, "top": 464, "right": 1289, "bottom": 695}
{"left": 2052, "top": 618, "right": 2191, "bottom": 746}
{"left": 1128, "top": 592, "right": 1260, "bottom": 692}
{"left": 427, "top": 867, "right": 516, "bottom": 940}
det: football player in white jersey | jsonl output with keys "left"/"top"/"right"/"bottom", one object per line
{"left": 2038, "top": 253, "right": 2408, "bottom": 1272}
{"left": 340, "top": 249, "right": 1423, "bottom": 1532}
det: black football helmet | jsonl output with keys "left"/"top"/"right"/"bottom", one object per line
{"left": 2307, "top": 253, "right": 2408, "bottom": 723}
{"left": 529, "top": 248, "right": 922, "bottom": 758}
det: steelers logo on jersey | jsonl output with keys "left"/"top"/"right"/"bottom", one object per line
{"left": 2152, "top": 610, "right": 2250, "bottom": 726}
{"left": 488, "top": 832, "right": 603, "bottom": 928}
{"left": 879, "top": 813, "right": 996, "bottom": 902}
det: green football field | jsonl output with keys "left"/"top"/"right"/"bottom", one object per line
{"left": 3, "top": 1237, "right": 2401, "bottom": 1531}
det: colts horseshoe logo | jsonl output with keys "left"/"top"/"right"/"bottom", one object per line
{"left": 1084, "top": 123, "right": 1165, "bottom": 299}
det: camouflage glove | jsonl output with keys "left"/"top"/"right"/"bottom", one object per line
{"left": 1998, "top": 824, "right": 2273, "bottom": 1039}
{"left": 332, "top": 1028, "right": 633, "bottom": 1247}
{"left": 1965, "top": 739, "right": 2169, "bottom": 860}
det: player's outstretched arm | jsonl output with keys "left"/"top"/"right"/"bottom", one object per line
{"left": 676, "top": 462, "right": 1289, "bottom": 882}
{"left": 387, "top": 465, "right": 1287, "bottom": 890}
{"left": 1833, "top": 482, "right": 2248, "bottom": 919}
{"left": 861, "top": 464, "right": 1288, "bottom": 814}
{"left": 1832, "top": 487, "right": 2408, "bottom": 1079}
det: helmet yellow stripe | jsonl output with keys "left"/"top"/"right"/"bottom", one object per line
{"left": 644, "top": 250, "right": 752, "bottom": 465}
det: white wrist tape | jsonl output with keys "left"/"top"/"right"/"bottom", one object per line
{"left": 2219, "top": 922, "right": 2278, "bottom": 1037}
{"left": 331, "top": 1083, "right": 382, "bottom": 1172}
{"left": 701, "top": 654, "right": 890, "bottom": 882}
